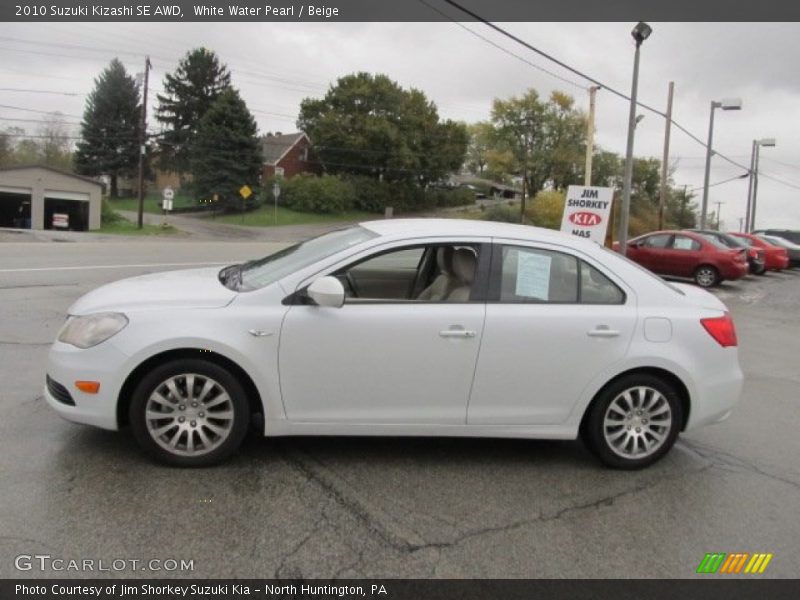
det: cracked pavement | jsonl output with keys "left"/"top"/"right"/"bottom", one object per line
{"left": 1, "top": 240, "right": 799, "bottom": 578}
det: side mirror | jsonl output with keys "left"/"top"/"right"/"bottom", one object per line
{"left": 307, "top": 276, "right": 345, "bottom": 308}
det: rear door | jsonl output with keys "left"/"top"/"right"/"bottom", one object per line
{"left": 467, "top": 241, "right": 636, "bottom": 425}
{"left": 667, "top": 234, "right": 703, "bottom": 277}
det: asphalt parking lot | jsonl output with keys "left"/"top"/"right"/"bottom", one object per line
{"left": 1, "top": 239, "right": 799, "bottom": 578}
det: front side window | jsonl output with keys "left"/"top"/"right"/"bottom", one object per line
{"left": 333, "top": 243, "right": 482, "bottom": 303}
{"left": 642, "top": 234, "right": 672, "bottom": 248}
{"left": 672, "top": 235, "right": 701, "bottom": 251}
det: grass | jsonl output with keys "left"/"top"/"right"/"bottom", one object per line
{"left": 210, "top": 204, "right": 376, "bottom": 227}
{"left": 99, "top": 218, "right": 179, "bottom": 236}
{"left": 109, "top": 192, "right": 197, "bottom": 215}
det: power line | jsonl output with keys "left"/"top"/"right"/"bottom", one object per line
{"left": 689, "top": 173, "right": 748, "bottom": 192}
{"left": 0, "top": 104, "right": 82, "bottom": 119}
{"left": 0, "top": 88, "right": 83, "bottom": 96}
{"left": 437, "top": 0, "right": 756, "bottom": 176}
{"left": 417, "top": 0, "right": 586, "bottom": 91}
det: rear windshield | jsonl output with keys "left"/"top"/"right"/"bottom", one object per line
{"left": 697, "top": 233, "right": 732, "bottom": 250}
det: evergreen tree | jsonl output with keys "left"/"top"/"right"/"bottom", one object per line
{"left": 191, "top": 88, "right": 262, "bottom": 210}
{"left": 156, "top": 48, "right": 231, "bottom": 174}
{"left": 74, "top": 59, "right": 141, "bottom": 197}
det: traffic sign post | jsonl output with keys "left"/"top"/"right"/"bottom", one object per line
{"left": 162, "top": 187, "right": 174, "bottom": 226}
{"left": 272, "top": 182, "right": 281, "bottom": 226}
{"left": 239, "top": 185, "right": 253, "bottom": 224}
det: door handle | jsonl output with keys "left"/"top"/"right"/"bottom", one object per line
{"left": 587, "top": 326, "right": 620, "bottom": 338}
{"left": 439, "top": 327, "right": 476, "bottom": 338}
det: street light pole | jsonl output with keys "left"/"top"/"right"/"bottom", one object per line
{"left": 618, "top": 22, "right": 652, "bottom": 255}
{"left": 700, "top": 98, "right": 742, "bottom": 229}
{"left": 744, "top": 139, "right": 757, "bottom": 232}
{"left": 657, "top": 81, "right": 674, "bottom": 230}
{"left": 746, "top": 138, "right": 776, "bottom": 232}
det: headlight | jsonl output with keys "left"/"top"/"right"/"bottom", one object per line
{"left": 57, "top": 313, "right": 129, "bottom": 349}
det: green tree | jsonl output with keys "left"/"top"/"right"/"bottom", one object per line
{"left": 465, "top": 122, "right": 493, "bottom": 175}
{"left": 298, "top": 72, "right": 468, "bottom": 188}
{"left": 74, "top": 59, "right": 141, "bottom": 197}
{"left": 156, "top": 48, "right": 232, "bottom": 175}
{"left": 190, "top": 88, "right": 262, "bottom": 210}
{"left": 490, "top": 89, "right": 587, "bottom": 218}
{"left": 526, "top": 189, "right": 566, "bottom": 229}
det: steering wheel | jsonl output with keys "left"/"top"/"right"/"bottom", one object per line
{"left": 345, "top": 271, "right": 359, "bottom": 298}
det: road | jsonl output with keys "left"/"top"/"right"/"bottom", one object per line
{"left": 1, "top": 239, "right": 799, "bottom": 578}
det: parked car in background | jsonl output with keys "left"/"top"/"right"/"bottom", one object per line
{"left": 45, "top": 220, "right": 743, "bottom": 470}
{"left": 688, "top": 229, "right": 766, "bottom": 275}
{"left": 614, "top": 230, "right": 748, "bottom": 288}
{"left": 729, "top": 232, "right": 790, "bottom": 271}
{"left": 758, "top": 234, "right": 800, "bottom": 268}
{"left": 752, "top": 229, "right": 800, "bottom": 245}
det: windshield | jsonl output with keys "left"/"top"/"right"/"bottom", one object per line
{"left": 233, "top": 226, "right": 378, "bottom": 291}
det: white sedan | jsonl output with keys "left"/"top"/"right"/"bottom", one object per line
{"left": 45, "top": 219, "right": 743, "bottom": 469}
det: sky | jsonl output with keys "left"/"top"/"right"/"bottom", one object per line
{"left": 1, "top": 20, "right": 799, "bottom": 230}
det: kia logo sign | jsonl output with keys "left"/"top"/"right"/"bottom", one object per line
{"left": 568, "top": 211, "right": 602, "bottom": 226}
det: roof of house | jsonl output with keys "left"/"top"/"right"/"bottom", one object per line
{"left": 0, "top": 164, "right": 103, "bottom": 187}
{"left": 261, "top": 132, "right": 307, "bottom": 165}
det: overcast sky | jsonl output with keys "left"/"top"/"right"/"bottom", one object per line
{"left": 2, "top": 21, "right": 799, "bottom": 229}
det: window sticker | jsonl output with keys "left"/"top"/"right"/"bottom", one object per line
{"left": 515, "top": 251, "right": 552, "bottom": 300}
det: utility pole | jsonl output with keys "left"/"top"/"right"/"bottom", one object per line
{"left": 584, "top": 85, "right": 601, "bottom": 186}
{"left": 136, "top": 55, "right": 151, "bottom": 230}
{"left": 657, "top": 81, "right": 674, "bottom": 230}
{"left": 744, "top": 140, "right": 757, "bottom": 233}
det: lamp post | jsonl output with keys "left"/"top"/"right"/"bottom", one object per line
{"left": 618, "top": 21, "right": 652, "bottom": 256}
{"left": 745, "top": 138, "right": 776, "bottom": 232}
{"left": 700, "top": 98, "right": 742, "bottom": 229}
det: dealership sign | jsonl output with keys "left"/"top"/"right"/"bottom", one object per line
{"left": 560, "top": 186, "right": 614, "bottom": 243}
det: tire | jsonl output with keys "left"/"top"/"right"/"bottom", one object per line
{"left": 129, "top": 359, "right": 251, "bottom": 467}
{"left": 755, "top": 265, "right": 767, "bottom": 276}
{"left": 583, "top": 373, "right": 682, "bottom": 470}
{"left": 694, "top": 265, "right": 719, "bottom": 288}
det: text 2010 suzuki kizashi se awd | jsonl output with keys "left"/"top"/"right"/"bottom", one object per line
{"left": 46, "top": 220, "right": 743, "bottom": 469}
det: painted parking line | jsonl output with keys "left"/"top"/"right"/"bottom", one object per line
{"left": 0, "top": 262, "right": 230, "bottom": 274}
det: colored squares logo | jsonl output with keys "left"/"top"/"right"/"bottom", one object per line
{"left": 697, "top": 552, "right": 773, "bottom": 574}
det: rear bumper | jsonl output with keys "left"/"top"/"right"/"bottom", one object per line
{"left": 720, "top": 262, "right": 748, "bottom": 281}
{"left": 684, "top": 357, "right": 743, "bottom": 430}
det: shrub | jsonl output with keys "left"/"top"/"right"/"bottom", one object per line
{"left": 525, "top": 190, "right": 566, "bottom": 230}
{"left": 282, "top": 174, "right": 356, "bottom": 213}
{"left": 483, "top": 203, "right": 520, "bottom": 223}
{"left": 101, "top": 198, "right": 124, "bottom": 224}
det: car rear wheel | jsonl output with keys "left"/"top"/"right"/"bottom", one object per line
{"left": 129, "top": 359, "right": 250, "bottom": 467}
{"left": 694, "top": 265, "right": 719, "bottom": 288}
{"left": 583, "top": 373, "right": 682, "bottom": 469}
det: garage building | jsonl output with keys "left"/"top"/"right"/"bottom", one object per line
{"left": 0, "top": 165, "right": 102, "bottom": 231}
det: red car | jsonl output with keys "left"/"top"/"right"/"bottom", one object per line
{"left": 729, "top": 232, "right": 790, "bottom": 271}
{"left": 615, "top": 230, "right": 748, "bottom": 288}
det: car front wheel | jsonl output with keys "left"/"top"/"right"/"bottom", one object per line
{"left": 694, "top": 265, "right": 719, "bottom": 288}
{"left": 129, "top": 359, "right": 250, "bottom": 467}
{"left": 583, "top": 374, "right": 682, "bottom": 469}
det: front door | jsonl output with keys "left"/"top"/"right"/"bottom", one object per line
{"left": 278, "top": 242, "right": 488, "bottom": 424}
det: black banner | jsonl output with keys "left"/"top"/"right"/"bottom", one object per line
{"left": 2, "top": 0, "right": 800, "bottom": 22}
{"left": 3, "top": 580, "right": 800, "bottom": 600}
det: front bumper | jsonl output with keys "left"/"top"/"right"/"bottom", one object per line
{"left": 44, "top": 340, "right": 130, "bottom": 431}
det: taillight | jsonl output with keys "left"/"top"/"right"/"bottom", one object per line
{"left": 748, "top": 248, "right": 757, "bottom": 259}
{"left": 701, "top": 312, "right": 738, "bottom": 347}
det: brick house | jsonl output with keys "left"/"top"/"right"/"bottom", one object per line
{"left": 261, "top": 132, "right": 322, "bottom": 180}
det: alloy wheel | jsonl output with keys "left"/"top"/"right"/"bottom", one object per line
{"left": 144, "top": 373, "right": 234, "bottom": 457}
{"left": 602, "top": 386, "right": 673, "bottom": 459}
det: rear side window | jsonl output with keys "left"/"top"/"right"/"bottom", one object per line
{"left": 580, "top": 262, "right": 625, "bottom": 304}
{"left": 499, "top": 246, "right": 578, "bottom": 303}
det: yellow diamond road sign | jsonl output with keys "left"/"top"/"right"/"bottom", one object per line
{"left": 239, "top": 185, "right": 252, "bottom": 199}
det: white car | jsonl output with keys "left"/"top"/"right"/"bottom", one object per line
{"left": 45, "top": 219, "right": 743, "bottom": 469}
